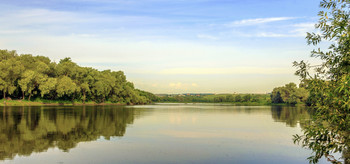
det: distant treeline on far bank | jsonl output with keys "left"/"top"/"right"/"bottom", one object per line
{"left": 156, "top": 93, "right": 271, "bottom": 105}
{"left": 155, "top": 82, "right": 309, "bottom": 105}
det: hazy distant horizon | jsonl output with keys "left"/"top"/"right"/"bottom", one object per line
{"left": 0, "top": 0, "right": 322, "bottom": 94}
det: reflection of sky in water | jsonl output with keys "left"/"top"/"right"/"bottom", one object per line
{"left": 1, "top": 105, "right": 332, "bottom": 164}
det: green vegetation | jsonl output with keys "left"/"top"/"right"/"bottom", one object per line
{"left": 292, "top": 0, "right": 350, "bottom": 163}
{"left": 270, "top": 82, "right": 309, "bottom": 105}
{"left": 0, "top": 50, "right": 155, "bottom": 105}
{"left": 157, "top": 84, "right": 309, "bottom": 106}
{"left": 157, "top": 93, "right": 271, "bottom": 105}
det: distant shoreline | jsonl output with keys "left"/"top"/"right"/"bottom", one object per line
{"left": 0, "top": 99, "right": 133, "bottom": 106}
{"left": 0, "top": 99, "right": 300, "bottom": 107}
{"left": 154, "top": 102, "right": 294, "bottom": 106}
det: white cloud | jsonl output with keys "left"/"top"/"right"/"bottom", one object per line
{"left": 168, "top": 82, "right": 199, "bottom": 89}
{"left": 71, "top": 33, "right": 98, "bottom": 38}
{"left": 291, "top": 23, "right": 316, "bottom": 36}
{"left": 196, "top": 34, "right": 218, "bottom": 40}
{"left": 232, "top": 22, "right": 316, "bottom": 38}
{"left": 228, "top": 17, "right": 295, "bottom": 26}
{"left": 0, "top": 30, "right": 31, "bottom": 35}
{"left": 0, "top": 9, "right": 80, "bottom": 27}
{"left": 0, "top": 7, "right": 169, "bottom": 37}
{"left": 256, "top": 23, "right": 316, "bottom": 38}
{"left": 160, "top": 67, "right": 294, "bottom": 75}
{"left": 169, "top": 82, "right": 183, "bottom": 88}
{"left": 256, "top": 32, "right": 298, "bottom": 38}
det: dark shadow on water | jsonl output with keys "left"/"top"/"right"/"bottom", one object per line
{"left": 291, "top": 106, "right": 350, "bottom": 164}
{"left": 0, "top": 105, "right": 142, "bottom": 160}
{"left": 270, "top": 105, "right": 312, "bottom": 127}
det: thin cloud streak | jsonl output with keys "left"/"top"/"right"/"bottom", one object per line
{"left": 196, "top": 34, "right": 219, "bottom": 40}
{"left": 231, "top": 22, "right": 316, "bottom": 38}
{"left": 159, "top": 67, "right": 294, "bottom": 75}
{"left": 227, "top": 17, "right": 296, "bottom": 27}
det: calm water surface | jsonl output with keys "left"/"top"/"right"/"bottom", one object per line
{"left": 0, "top": 104, "right": 329, "bottom": 164}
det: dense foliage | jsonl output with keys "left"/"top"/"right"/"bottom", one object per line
{"left": 293, "top": 0, "right": 350, "bottom": 163}
{"left": 0, "top": 50, "right": 155, "bottom": 104}
{"left": 270, "top": 82, "right": 309, "bottom": 105}
{"left": 158, "top": 93, "right": 271, "bottom": 104}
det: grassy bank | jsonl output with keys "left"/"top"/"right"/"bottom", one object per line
{"left": 0, "top": 99, "right": 128, "bottom": 106}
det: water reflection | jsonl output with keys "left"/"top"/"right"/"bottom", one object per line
{"left": 0, "top": 106, "right": 139, "bottom": 160}
{"left": 293, "top": 113, "right": 350, "bottom": 163}
{"left": 0, "top": 105, "right": 328, "bottom": 163}
{"left": 270, "top": 106, "right": 311, "bottom": 127}
{"left": 271, "top": 106, "right": 349, "bottom": 163}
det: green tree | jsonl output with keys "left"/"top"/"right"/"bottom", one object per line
{"left": 18, "top": 70, "right": 37, "bottom": 100}
{"left": 271, "top": 91, "right": 283, "bottom": 103}
{"left": 0, "top": 57, "right": 24, "bottom": 98}
{"left": 0, "top": 49, "right": 17, "bottom": 60}
{"left": 92, "top": 70, "right": 116, "bottom": 103}
{"left": 271, "top": 83, "right": 308, "bottom": 105}
{"left": 39, "top": 77, "right": 57, "bottom": 98}
{"left": 234, "top": 95, "right": 242, "bottom": 102}
{"left": 56, "top": 76, "right": 78, "bottom": 99}
{"left": 74, "top": 67, "right": 96, "bottom": 103}
{"left": 56, "top": 57, "right": 78, "bottom": 77}
{"left": 226, "top": 95, "right": 234, "bottom": 102}
{"left": 243, "top": 94, "right": 251, "bottom": 102}
{"left": 293, "top": 0, "right": 350, "bottom": 163}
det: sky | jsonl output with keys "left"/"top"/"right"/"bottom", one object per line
{"left": 0, "top": 0, "right": 322, "bottom": 94}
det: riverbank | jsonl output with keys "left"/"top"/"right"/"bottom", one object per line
{"left": 0, "top": 99, "right": 128, "bottom": 106}
{"left": 156, "top": 101, "right": 269, "bottom": 106}
{"left": 0, "top": 99, "right": 303, "bottom": 107}
{"left": 155, "top": 101, "right": 305, "bottom": 106}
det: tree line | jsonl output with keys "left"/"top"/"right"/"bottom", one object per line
{"left": 0, "top": 49, "right": 155, "bottom": 104}
{"left": 158, "top": 93, "right": 271, "bottom": 104}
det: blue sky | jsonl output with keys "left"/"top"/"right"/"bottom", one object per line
{"left": 0, "top": 0, "right": 321, "bottom": 93}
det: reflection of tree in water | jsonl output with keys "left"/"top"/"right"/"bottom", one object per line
{"left": 270, "top": 106, "right": 311, "bottom": 127}
{"left": 0, "top": 106, "right": 139, "bottom": 160}
{"left": 271, "top": 106, "right": 349, "bottom": 163}
{"left": 293, "top": 118, "right": 350, "bottom": 164}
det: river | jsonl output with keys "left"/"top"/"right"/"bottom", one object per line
{"left": 0, "top": 104, "right": 331, "bottom": 163}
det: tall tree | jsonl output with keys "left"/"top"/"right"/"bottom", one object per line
{"left": 75, "top": 67, "right": 95, "bottom": 103}
{"left": 271, "top": 83, "right": 308, "bottom": 105}
{"left": 293, "top": 0, "right": 350, "bottom": 163}
{"left": 56, "top": 57, "right": 78, "bottom": 77}
{"left": 0, "top": 57, "right": 24, "bottom": 98}
{"left": 18, "top": 70, "right": 36, "bottom": 100}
